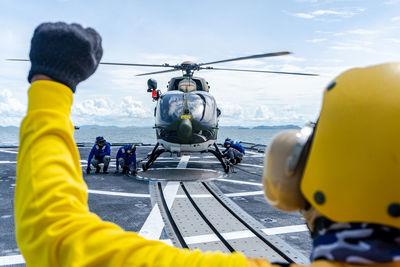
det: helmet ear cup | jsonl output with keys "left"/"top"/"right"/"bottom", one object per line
{"left": 262, "top": 130, "right": 308, "bottom": 211}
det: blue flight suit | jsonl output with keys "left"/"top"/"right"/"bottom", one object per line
{"left": 87, "top": 142, "right": 111, "bottom": 169}
{"left": 223, "top": 140, "right": 245, "bottom": 164}
{"left": 116, "top": 145, "right": 136, "bottom": 173}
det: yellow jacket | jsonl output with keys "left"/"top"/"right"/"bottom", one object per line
{"left": 15, "top": 81, "right": 400, "bottom": 267}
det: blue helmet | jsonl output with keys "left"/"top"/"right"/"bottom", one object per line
{"left": 96, "top": 136, "right": 105, "bottom": 143}
{"left": 224, "top": 140, "right": 232, "bottom": 148}
{"left": 127, "top": 144, "right": 136, "bottom": 153}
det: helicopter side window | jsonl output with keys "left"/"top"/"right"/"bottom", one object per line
{"left": 193, "top": 79, "right": 203, "bottom": 91}
{"left": 172, "top": 79, "right": 183, "bottom": 91}
{"left": 187, "top": 92, "right": 217, "bottom": 126}
{"left": 156, "top": 92, "right": 184, "bottom": 125}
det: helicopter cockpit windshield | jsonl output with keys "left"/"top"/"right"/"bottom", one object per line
{"left": 155, "top": 91, "right": 217, "bottom": 127}
{"left": 187, "top": 92, "right": 217, "bottom": 126}
{"left": 156, "top": 91, "right": 184, "bottom": 126}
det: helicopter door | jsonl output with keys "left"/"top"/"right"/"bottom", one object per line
{"left": 155, "top": 91, "right": 184, "bottom": 126}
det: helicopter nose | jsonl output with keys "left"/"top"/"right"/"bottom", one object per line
{"left": 178, "top": 118, "right": 192, "bottom": 142}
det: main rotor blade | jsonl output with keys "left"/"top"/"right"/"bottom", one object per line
{"left": 199, "top": 51, "right": 291, "bottom": 66}
{"left": 201, "top": 67, "right": 318, "bottom": 76}
{"left": 136, "top": 69, "right": 180, "bottom": 76}
{"left": 100, "top": 62, "right": 173, "bottom": 68}
{"left": 7, "top": 59, "right": 29, "bottom": 62}
{"left": 7, "top": 59, "right": 174, "bottom": 68}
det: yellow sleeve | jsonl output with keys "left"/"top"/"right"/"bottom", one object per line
{"left": 15, "top": 81, "right": 266, "bottom": 267}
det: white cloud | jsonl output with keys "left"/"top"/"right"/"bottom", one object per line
{"left": 0, "top": 89, "right": 26, "bottom": 126}
{"left": 392, "top": 16, "right": 400, "bottom": 22}
{"left": 120, "top": 96, "right": 149, "bottom": 118}
{"left": 71, "top": 97, "right": 151, "bottom": 126}
{"left": 292, "top": 8, "right": 365, "bottom": 19}
{"left": 347, "top": 29, "right": 378, "bottom": 35}
{"left": 294, "top": 13, "right": 315, "bottom": 19}
{"left": 385, "top": 38, "right": 400, "bottom": 44}
{"left": 329, "top": 44, "right": 373, "bottom": 52}
{"left": 306, "top": 38, "right": 327, "bottom": 43}
{"left": 385, "top": 0, "right": 400, "bottom": 4}
{"left": 254, "top": 106, "right": 274, "bottom": 120}
{"left": 218, "top": 102, "right": 245, "bottom": 120}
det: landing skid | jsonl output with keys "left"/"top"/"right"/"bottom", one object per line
{"left": 142, "top": 143, "right": 165, "bottom": 171}
{"left": 207, "top": 143, "right": 230, "bottom": 173}
{"left": 141, "top": 142, "right": 229, "bottom": 173}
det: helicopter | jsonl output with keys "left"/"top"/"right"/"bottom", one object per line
{"left": 99, "top": 51, "right": 318, "bottom": 173}
{"left": 8, "top": 52, "right": 318, "bottom": 173}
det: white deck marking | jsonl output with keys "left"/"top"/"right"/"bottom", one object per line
{"left": 0, "top": 149, "right": 18, "bottom": 154}
{"left": 151, "top": 160, "right": 264, "bottom": 169}
{"left": 185, "top": 233, "right": 218, "bottom": 244}
{"left": 0, "top": 255, "right": 25, "bottom": 266}
{"left": 175, "top": 190, "right": 264, "bottom": 199}
{"left": 0, "top": 161, "right": 16, "bottom": 164}
{"left": 138, "top": 202, "right": 165, "bottom": 240}
{"left": 237, "top": 163, "right": 263, "bottom": 168}
{"left": 218, "top": 178, "right": 262, "bottom": 187}
{"left": 185, "top": 160, "right": 220, "bottom": 164}
{"left": 139, "top": 155, "right": 189, "bottom": 240}
{"left": 175, "top": 193, "right": 212, "bottom": 198}
{"left": 176, "top": 155, "right": 190, "bottom": 168}
{"left": 88, "top": 189, "right": 150, "bottom": 198}
{"left": 183, "top": 225, "right": 307, "bottom": 245}
{"left": 222, "top": 230, "right": 253, "bottom": 240}
{"left": 0, "top": 225, "right": 307, "bottom": 265}
{"left": 245, "top": 150, "right": 265, "bottom": 155}
{"left": 262, "top": 224, "right": 308, "bottom": 235}
{"left": 138, "top": 182, "right": 180, "bottom": 240}
{"left": 226, "top": 191, "right": 264, "bottom": 197}
{"left": 160, "top": 239, "right": 173, "bottom": 246}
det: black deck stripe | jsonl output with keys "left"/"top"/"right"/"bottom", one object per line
{"left": 180, "top": 182, "right": 236, "bottom": 253}
{"left": 157, "top": 182, "right": 189, "bottom": 249}
{"left": 202, "top": 182, "right": 294, "bottom": 263}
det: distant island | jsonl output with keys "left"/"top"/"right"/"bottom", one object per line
{"left": 0, "top": 126, "right": 19, "bottom": 129}
{"left": 219, "top": 125, "right": 301, "bottom": 130}
{"left": 252, "top": 125, "right": 301, "bottom": 130}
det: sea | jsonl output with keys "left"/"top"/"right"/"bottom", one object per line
{"left": 0, "top": 126, "right": 299, "bottom": 147}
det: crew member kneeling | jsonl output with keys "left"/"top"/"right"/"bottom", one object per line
{"left": 86, "top": 136, "right": 111, "bottom": 174}
{"left": 223, "top": 138, "right": 245, "bottom": 165}
{"left": 115, "top": 144, "right": 137, "bottom": 175}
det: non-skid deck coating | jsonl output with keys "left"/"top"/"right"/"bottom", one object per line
{"left": 0, "top": 145, "right": 312, "bottom": 266}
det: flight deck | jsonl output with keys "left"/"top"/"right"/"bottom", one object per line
{"left": 0, "top": 144, "right": 312, "bottom": 266}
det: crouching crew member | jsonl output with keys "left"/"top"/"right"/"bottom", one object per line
{"left": 223, "top": 138, "right": 245, "bottom": 164}
{"left": 86, "top": 136, "right": 111, "bottom": 174}
{"left": 115, "top": 144, "right": 137, "bottom": 175}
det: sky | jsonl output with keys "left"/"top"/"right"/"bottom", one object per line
{"left": 0, "top": 0, "right": 400, "bottom": 127}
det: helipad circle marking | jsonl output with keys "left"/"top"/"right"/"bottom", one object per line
{"left": 136, "top": 167, "right": 226, "bottom": 181}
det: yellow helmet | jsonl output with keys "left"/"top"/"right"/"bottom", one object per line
{"left": 264, "top": 63, "right": 400, "bottom": 229}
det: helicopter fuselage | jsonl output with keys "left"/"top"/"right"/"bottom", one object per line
{"left": 153, "top": 76, "right": 219, "bottom": 153}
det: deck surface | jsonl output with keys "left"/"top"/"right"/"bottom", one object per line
{"left": 0, "top": 145, "right": 312, "bottom": 266}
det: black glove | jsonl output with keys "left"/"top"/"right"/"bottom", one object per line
{"left": 86, "top": 167, "right": 91, "bottom": 174}
{"left": 28, "top": 22, "right": 103, "bottom": 92}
